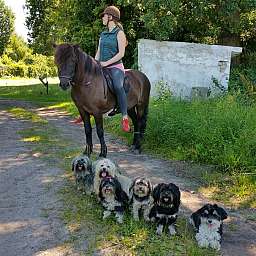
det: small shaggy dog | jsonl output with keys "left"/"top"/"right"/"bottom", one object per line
{"left": 71, "top": 155, "right": 93, "bottom": 194}
{"left": 189, "top": 203, "right": 228, "bottom": 250}
{"left": 129, "top": 177, "right": 153, "bottom": 221}
{"left": 149, "top": 183, "right": 181, "bottom": 235}
{"left": 99, "top": 176, "right": 129, "bottom": 223}
{"left": 93, "top": 158, "right": 132, "bottom": 196}
{"left": 93, "top": 158, "right": 119, "bottom": 194}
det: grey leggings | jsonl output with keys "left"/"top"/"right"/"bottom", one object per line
{"left": 109, "top": 67, "right": 127, "bottom": 116}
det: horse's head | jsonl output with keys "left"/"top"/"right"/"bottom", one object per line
{"left": 53, "top": 43, "right": 79, "bottom": 90}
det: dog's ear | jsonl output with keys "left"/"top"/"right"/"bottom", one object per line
{"left": 214, "top": 204, "right": 228, "bottom": 220}
{"left": 196, "top": 204, "right": 210, "bottom": 215}
{"left": 147, "top": 180, "right": 153, "bottom": 195}
{"left": 98, "top": 179, "right": 105, "bottom": 200}
{"left": 169, "top": 183, "right": 181, "bottom": 206}
{"left": 152, "top": 183, "right": 162, "bottom": 202}
{"left": 129, "top": 179, "right": 136, "bottom": 194}
{"left": 72, "top": 158, "right": 77, "bottom": 172}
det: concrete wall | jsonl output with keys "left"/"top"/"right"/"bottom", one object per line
{"left": 138, "top": 39, "right": 242, "bottom": 99}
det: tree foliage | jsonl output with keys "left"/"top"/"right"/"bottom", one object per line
{"left": 25, "top": 0, "right": 256, "bottom": 67}
{"left": 0, "top": 34, "right": 56, "bottom": 78}
{"left": 0, "top": 0, "right": 14, "bottom": 56}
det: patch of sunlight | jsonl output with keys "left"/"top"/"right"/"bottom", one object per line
{"left": 68, "top": 223, "right": 81, "bottom": 233}
{"left": 46, "top": 102, "right": 73, "bottom": 109}
{"left": 22, "top": 136, "right": 41, "bottom": 142}
{"left": 198, "top": 186, "right": 220, "bottom": 197}
{"left": 121, "top": 229, "right": 148, "bottom": 249}
{"left": 8, "top": 107, "right": 47, "bottom": 123}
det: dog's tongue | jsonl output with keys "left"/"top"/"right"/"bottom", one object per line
{"left": 101, "top": 172, "right": 106, "bottom": 177}
{"left": 164, "top": 197, "right": 169, "bottom": 202}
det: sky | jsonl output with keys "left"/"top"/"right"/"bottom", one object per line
{"left": 4, "top": 0, "right": 28, "bottom": 41}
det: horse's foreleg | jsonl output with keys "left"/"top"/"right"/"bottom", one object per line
{"left": 127, "top": 107, "right": 140, "bottom": 152}
{"left": 94, "top": 115, "right": 107, "bottom": 158}
{"left": 82, "top": 112, "right": 93, "bottom": 156}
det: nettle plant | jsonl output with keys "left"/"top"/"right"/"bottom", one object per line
{"left": 155, "top": 80, "right": 173, "bottom": 101}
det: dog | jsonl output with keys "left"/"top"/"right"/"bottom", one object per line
{"left": 93, "top": 158, "right": 132, "bottom": 197}
{"left": 71, "top": 155, "right": 93, "bottom": 194}
{"left": 92, "top": 158, "right": 119, "bottom": 194}
{"left": 99, "top": 176, "right": 129, "bottom": 223}
{"left": 129, "top": 177, "right": 153, "bottom": 221}
{"left": 189, "top": 203, "right": 228, "bottom": 250}
{"left": 149, "top": 183, "right": 181, "bottom": 235}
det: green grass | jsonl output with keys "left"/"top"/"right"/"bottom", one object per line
{"left": 7, "top": 106, "right": 218, "bottom": 256}
{"left": 1, "top": 83, "right": 256, "bottom": 209}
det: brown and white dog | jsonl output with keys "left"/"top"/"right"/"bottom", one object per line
{"left": 129, "top": 177, "right": 153, "bottom": 221}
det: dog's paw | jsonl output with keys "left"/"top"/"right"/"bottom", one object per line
{"left": 156, "top": 224, "right": 163, "bottom": 235}
{"left": 168, "top": 225, "right": 176, "bottom": 236}
{"left": 116, "top": 212, "right": 124, "bottom": 224}
{"left": 103, "top": 210, "right": 111, "bottom": 220}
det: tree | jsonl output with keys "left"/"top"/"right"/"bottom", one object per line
{"left": 0, "top": 0, "right": 14, "bottom": 56}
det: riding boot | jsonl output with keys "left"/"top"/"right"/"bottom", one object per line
{"left": 108, "top": 107, "right": 120, "bottom": 117}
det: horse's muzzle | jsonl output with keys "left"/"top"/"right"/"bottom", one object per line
{"left": 59, "top": 78, "right": 74, "bottom": 90}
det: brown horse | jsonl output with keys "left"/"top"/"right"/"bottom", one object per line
{"left": 54, "top": 43, "right": 150, "bottom": 157}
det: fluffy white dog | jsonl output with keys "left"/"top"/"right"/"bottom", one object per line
{"left": 92, "top": 158, "right": 132, "bottom": 197}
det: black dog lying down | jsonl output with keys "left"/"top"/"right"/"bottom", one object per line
{"left": 149, "top": 183, "right": 181, "bottom": 235}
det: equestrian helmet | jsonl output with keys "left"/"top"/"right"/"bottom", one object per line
{"left": 100, "top": 6, "right": 120, "bottom": 21}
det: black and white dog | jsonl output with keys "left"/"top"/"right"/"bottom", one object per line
{"left": 72, "top": 155, "right": 93, "bottom": 194}
{"left": 99, "top": 176, "right": 129, "bottom": 223}
{"left": 149, "top": 183, "right": 181, "bottom": 235}
{"left": 129, "top": 177, "right": 153, "bottom": 221}
{"left": 189, "top": 204, "right": 228, "bottom": 250}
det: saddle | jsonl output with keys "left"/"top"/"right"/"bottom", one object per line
{"left": 102, "top": 68, "right": 130, "bottom": 95}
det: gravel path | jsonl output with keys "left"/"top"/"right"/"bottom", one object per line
{"left": 0, "top": 99, "right": 255, "bottom": 256}
{"left": 0, "top": 100, "right": 79, "bottom": 256}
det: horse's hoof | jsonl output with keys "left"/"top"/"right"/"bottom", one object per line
{"left": 99, "top": 153, "right": 107, "bottom": 158}
{"left": 129, "top": 145, "right": 136, "bottom": 152}
{"left": 133, "top": 149, "right": 141, "bottom": 155}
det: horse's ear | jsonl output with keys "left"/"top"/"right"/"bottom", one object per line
{"left": 52, "top": 42, "right": 57, "bottom": 48}
{"left": 73, "top": 44, "right": 80, "bottom": 50}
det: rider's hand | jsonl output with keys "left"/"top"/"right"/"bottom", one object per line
{"left": 100, "top": 61, "right": 109, "bottom": 67}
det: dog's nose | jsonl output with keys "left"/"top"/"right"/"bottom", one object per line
{"left": 102, "top": 167, "right": 106, "bottom": 171}
{"left": 208, "top": 220, "right": 212, "bottom": 224}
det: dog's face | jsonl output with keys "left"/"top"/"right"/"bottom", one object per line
{"left": 153, "top": 183, "right": 180, "bottom": 208}
{"left": 198, "top": 204, "right": 228, "bottom": 227}
{"left": 131, "top": 178, "right": 152, "bottom": 198}
{"left": 95, "top": 158, "right": 116, "bottom": 178}
{"left": 100, "top": 177, "right": 118, "bottom": 198}
{"left": 72, "top": 155, "right": 91, "bottom": 177}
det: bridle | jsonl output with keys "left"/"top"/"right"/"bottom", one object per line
{"left": 58, "top": 46, "right": 79, "bottom": 87}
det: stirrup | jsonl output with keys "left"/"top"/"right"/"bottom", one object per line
{"left": 108, "top": 108, "right": 120, "bottom": 117}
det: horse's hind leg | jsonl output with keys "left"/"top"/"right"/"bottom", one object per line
{"left": 94, "top": 115, "right": 107, "bottom": 158}
{"left": 127, "top": 107, "right": 140, "bottom": 152}
{"left": 135, "top": 104, "right": 149, "bottom": 153}
{"left": 82, "top": 111, "right": 93, "bottom": 156}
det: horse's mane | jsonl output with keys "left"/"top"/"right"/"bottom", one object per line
{"left": 55, "top": 43, "right": 102, "bottom": 78}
